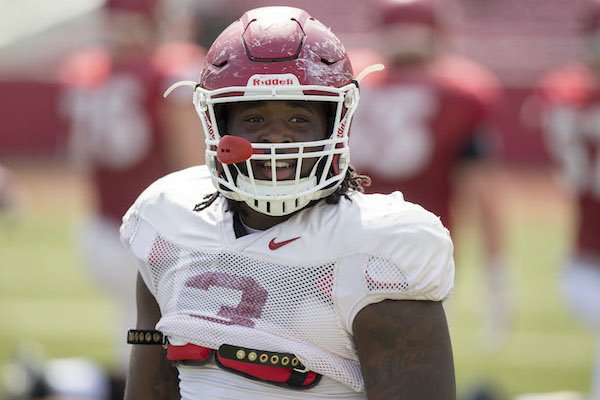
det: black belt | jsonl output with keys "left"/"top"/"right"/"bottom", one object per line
{"left": 218, "top": 344, "right": 308, "bottom": 371}
{"left": 126, "top": 330, "right": 321, "bottom": 389}
{"left": 127, "top": 329, "right": 166, "bottom": 346}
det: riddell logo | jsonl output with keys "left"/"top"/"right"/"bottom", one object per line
{"left": 206, "top": 122, "right": 215, "bottom": 139}
{"left": 337, "top": 121, "right": 346, "bottom": 137}
{"left": 248, "top": 74, "right": 300, "bottom": 87}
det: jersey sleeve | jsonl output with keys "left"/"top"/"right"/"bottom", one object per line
{"left": 119, "top": 179, "right": 164, "bottom": 298}
{"left": 334, "top": 202, "right": 455, "bottom": 333}
{"left": 119, "top": 167, "right": 207, "bottom": 298}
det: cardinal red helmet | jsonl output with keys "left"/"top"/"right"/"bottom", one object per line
{"left": 191, "top": 6, "right": 360, "bottom": 216}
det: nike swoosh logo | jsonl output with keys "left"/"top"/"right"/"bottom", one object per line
{"left": 268, "top": 236, "right": 301, "bottom": 250}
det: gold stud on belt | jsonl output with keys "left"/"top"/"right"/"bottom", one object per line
{"left": 218, "top": 344, "right": 306, "bottom": 370}
{"left": 126, "top": 329, "right": 166, "bottom": 346}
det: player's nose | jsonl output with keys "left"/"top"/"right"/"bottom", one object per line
{"left": 257, "top": 123, "right": 295, "bottom": 144}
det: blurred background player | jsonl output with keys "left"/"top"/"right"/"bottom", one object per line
{"left": 533, "top": 1, "right": 600, "bottom": 398}
{"left": 59, "top": 0, "right": 204, "bottom": 398}
{"left": 349, "top": 0, "right": 512, "bottom": 349}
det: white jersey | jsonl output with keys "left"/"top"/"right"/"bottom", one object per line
{"left": 120, "top": 165, "right": 455, "bottom": 395}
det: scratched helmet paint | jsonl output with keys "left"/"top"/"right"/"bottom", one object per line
{"left": 194, "top": 6, "right": 359, "bottom": 216}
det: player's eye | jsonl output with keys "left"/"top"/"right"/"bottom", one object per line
{"left": 243, "top": 115, "right": 264, "bottom": 123}
{"left": 290, "top": 115, "right": 309, "bottom": 123}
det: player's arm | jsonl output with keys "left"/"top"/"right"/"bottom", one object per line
{"left": 125, "top": 274, "right": 180, "bottom": 400}
{"left": 353, "top": 299, "right": 455, "bottom": 400}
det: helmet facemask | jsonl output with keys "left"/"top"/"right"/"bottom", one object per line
{"left": 195, "top": 81, "right": 360, "bottom": 216}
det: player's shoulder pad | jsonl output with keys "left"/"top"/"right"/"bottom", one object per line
{"left": 329, "top": 191, "right": 452, "bottom": 259}
{"left": 120, "top": 165, "right": 215, "bottom": 256}
{"left": 139, "top": 164, "right": 210, "bottom": 199}
{"left": 330, "top": 191, "right": 455, "bottom": 310}
{"left": 124, "top": 165, "right": 212, "bottom": 220}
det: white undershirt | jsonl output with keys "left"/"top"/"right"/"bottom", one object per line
{"left": 177, "top": 363, "right": 367, "bottom": 400}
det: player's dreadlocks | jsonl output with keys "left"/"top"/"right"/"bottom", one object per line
{"left": 193, "top": 192, "right": 220, "bottom": 212}
{"left": 325, "top": 165, "right": 371, "bottom": 204}
{"left": 193, "top": 166, "right": 371, "bottom": 213}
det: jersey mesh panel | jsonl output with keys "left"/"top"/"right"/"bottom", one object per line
{"left": 147, "top": 234, "right": 366, "bottom": 391}
{"left": 148, "top": 236, "right": 181, "bottom": 293}
{"left": 365, "top": 256, "right": 410, "bottom": 292}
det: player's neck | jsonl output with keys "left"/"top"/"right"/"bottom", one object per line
{"left": 236, "top": 203, "right": 294, "bottom": 231}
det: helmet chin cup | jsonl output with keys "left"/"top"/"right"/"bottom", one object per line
{"left": 206, "top": 135, "right": 349, "bottom": 216}
{"left": 235, "top": 175, "right": 317, "bottom": 216}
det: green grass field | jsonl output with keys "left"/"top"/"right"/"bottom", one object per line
{"left": 0, "top": 160, "right": 595, "bottom": 399}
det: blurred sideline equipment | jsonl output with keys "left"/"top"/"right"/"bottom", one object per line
{"left": 1, "top": 344, "right": 110, "bottom": 400}
{"left": 514, "top": 392, "right": 585, "bottom": 400}
{"left": 349, "top": 0, "right": 513, "bottom": 350}
{"left": 59, "top": 0, "right": 204, "bottom": 398}
{"left": 532, "top": 1, "right": 600, "bottom": 399}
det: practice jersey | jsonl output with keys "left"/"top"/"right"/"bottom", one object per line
{"left": 537, "top": 63, "right": 600, "bottom": 256}
{"left": 350, "top": 56, "right": 502, "bottom": 229}
{"left": 120, "top": 165, "right": 455, "bottom": 393}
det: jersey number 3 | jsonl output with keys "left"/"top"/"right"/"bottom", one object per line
{"left": 186, "top": 272, "right": 268, "bottom": 328}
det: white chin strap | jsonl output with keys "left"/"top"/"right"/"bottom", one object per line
{"left": 235, "top": 175, "right": 318, "bottom": 216}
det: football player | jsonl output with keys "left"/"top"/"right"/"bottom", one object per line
{"left": 120, "top": 6, "right": 456, "bottom": 400}
{"left": 59, "top": 0, "right": 204, "bottom": 397}
{"left": 349, "top": 0, "right": 512, "bottom": 349}
{"left": 533, "top": 1, "right": 600, "bottom": 398}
